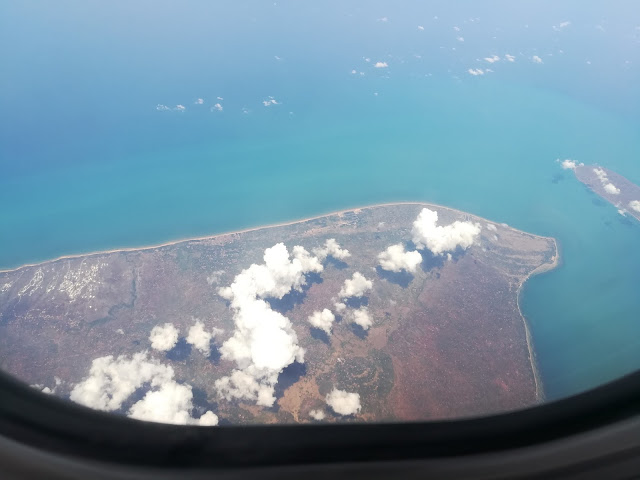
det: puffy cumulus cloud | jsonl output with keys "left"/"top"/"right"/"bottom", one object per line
{"left": 149, "top": 323, "right": 179, "bottom": 352}
{"left": 70, "top": 352, "right": 172, "bottom": 411}
{"left": 484, "top": 55, "right": 500, "bottom": 63}
{"left": 411, "top": 208, "right": 481, "bottom": 256}
{"left": 215, "top": 243, "right": 323, "bottom": 406}
{"left": 211, "top": 103, "right": 223, "bottom": 112}
{"left": 129, "top": 382, "right": 218, "bottom": 426}
{"left": 457, "top": 36, "right": 465, "bottom": 42}
{"left": 308, "top": 309, "right": 336, "bottom": 334}
{"left": 262, "top": 96, "right": 279, "bottom": 107}
{"left": 156, "top": 104, "right": 171, "bottom": 111}
{"left": 593, "top": 167, "right": 608, "bottom": 183}
{"left": 194, "top": 98, "right": 204, "bottom": 105}
{"left": 559, "top": 159, "right": 582, "bottom": 170}
{"left": 604, "top": 183, "right": 621, "bottom": 195}
{"left": 186, "top": 319, "right": 215, "bottom": 355}
{"left": 486, "top": 223, "right": 497, "bottom": 232}
{"left": 468, "top": 68, "right": 484, "bottom": 76}
{"left": 532, "top": 55, "right": 543, "bottom": 64}
{"left": 174, "top": 104, "right": 186, "bottom": 112}
{"left": 505, "top": 54, "right": 516, "bottom": 62}
{"left": 418, "top": 25, "right": 425, "bottom": 31}
{"left": 326, "top": 388, "right": 361, "bottom": 416}
{"left": 334, "top": 301, "right": 347, "bottom": 313}
{"left": 629, "top": 200, "right": 640, "bottom": 213}
{"left": 309, "top": 409, "right": 325, "bottom": 420}
{"left": 339, "top": 272, "right": 373, "bottom": 298}
{"left": 374, "top": 61, "right": 389, "bottom": 68}
{"left": 377, "top": 244, "right": 422, "bottom": 273}
{"left": 593, "top": 168, "right": 621, "bottom": 195}
{"left": 347, "top": 307, "right": 373, "bottom": 330}
{"left": 69, "top": 352, "right": 217, "bottom": 426}
{"left": 313, "top": 238, "right": 351, "bottom": 262}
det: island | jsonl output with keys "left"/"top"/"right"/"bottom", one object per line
{"left": 0, "top": 203, "right": 558, "bottom": 425}
{"left": 573, "top": 164, "right": 640, "bottom": 222}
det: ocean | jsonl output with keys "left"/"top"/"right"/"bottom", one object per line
{"left": 1, "top": 1, "right": 639, "bottom": 402}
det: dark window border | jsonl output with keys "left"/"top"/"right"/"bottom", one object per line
{"left": 0, "top": 369, "right": 638, "bottom": 470}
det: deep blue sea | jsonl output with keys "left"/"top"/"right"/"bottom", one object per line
{"left": 1, "top": 1, "right": 639, "bottom": 402}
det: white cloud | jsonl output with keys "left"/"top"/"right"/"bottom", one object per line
{"left": 418, "top": 25, "right": 424, "bottom": 31}
{"left": 308, "top": 309, "right": 336, "bottom": 334}
{"left": 629, "top": 200, "right": 640, "bottom": 213}
{"left": 594, "top": 167, "right": 608, "bottom": 183}
{"left": 186, "top": 319, "right": 215, "bottom": 355}
{"left": 334, "top": 301, "right": 347, "bottom": 313}
{"left": 457, "top": 36, "right": 465, "bottom": 42}
{"left": 215, "top": 243, "right": 323, "bottom": 406}
{"left": 468, "top": 68, "right": 484, "bottom": 76}
{"left": 604, "top": 183, "right": 621, "bottom": 195}
{"left": 217, "top": 96, "right": 224, "bottom": 101}
{"left": 505, "top": 54, "right": 516, "bottom": 62}
{"left": 486, "top": 223, "right": 497, "bottom": 232}
{"left": 313, "top": 238, "right": 351, "bottom": 262}
{"left": 347, "top": 307, "right": 373, "bottom": 330}
{"left": 262, "top": 97, "right": 279, "bottom": 107}
{"left": 211, "top": 103, "right": 223, "bottom": 112}
{"left": 129, "top": 381, "right": 218, "bottom": 426}
{"left": 484, "top": 55, "right": 500, "bottom": 63}
{"left": 149, "top": 323, "right": 179, "bottom": 352}
{"left": 309, "top": 409, "right": 325, "bottom": 420}
{"left": 194, "top": 98, "right": 204, "bottom": 105}
{"left": 553, "top": 21, "right": 571, "bottom": 31}
{"left": 412, "top": 208, "right": 481, "bottom": 256}
{"left": 70, "top": 352, "right": 217, "bottom": 426}
{"left": 560, "top": 159, "right": 578, "bottom": 170}
{"left": 351, "top": 69, "right": 357, "bottom": 74}
{"left": 532, "top": 55, "right": 543, "bottom": 64}
{"left": 374, "top": 61, "right": 389, "bottom": 68}
{"left": 174, "top": 104, "right": 186, "bottom": 112}
{"left": 339, "top": 272, "right": 373, "bottom": 298}
{"left": 326, "top": 388, "right": 361, "bottom": 416}
{"left": 377, "top": 244, "right": 422, "bottom": 273}
{"left": 593, "top": 168, "right": 621, "bottom": 195}
{"left": 156, "top": 104, "right": 171, "bottom": 111}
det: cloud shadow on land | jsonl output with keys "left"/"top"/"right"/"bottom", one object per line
{"left": 420, "top": 247, "right": 466, "bottom": 273}
{"left": 165, "top": 338, "right": 192, "bottom": 361}
{"left": 310, "top": 327, "right": 330, "bottom": 345}
{"left": 345, "top": 296, "right": 369, "bottom": 309}
{"left": 350, "top": 323, "right": 369, "bottom": 339}
{"left": 375, "top": 265, "right": 414, "bottom": 288}
{"left": 273, "top": 361, "right": 307, "bottom": 403}
{"left": 191, "top": 387, "right": 218, "bottom": 419}
{"left": 208, "top": 344, "right": 222, "bottom": 364}
{"left": 267, "top": 272, "right": 323, "bottom": 313}
{"left": 118, "top": 382, "right": 150, "bottom": 415}
{"left": 325, "top": 256, "right": 349, "bottom": 270}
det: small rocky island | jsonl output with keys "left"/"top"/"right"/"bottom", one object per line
{"left": 0, "top": 203, "right": 557, "bottom": 425}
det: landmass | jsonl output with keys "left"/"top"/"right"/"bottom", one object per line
{"left": 0, "top": 203, "right": 558, "bottom": 425}
{"left": 573, "top": 164, "right": 640, "bottom": 222}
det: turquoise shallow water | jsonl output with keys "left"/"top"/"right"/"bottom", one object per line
{"left": 1, "top": 2, "right": 639, "bottom": 403}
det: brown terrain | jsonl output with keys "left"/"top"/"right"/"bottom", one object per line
{"left": 0, "top": 203, "right": 557, "bottom": 424}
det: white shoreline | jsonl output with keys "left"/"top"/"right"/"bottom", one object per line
{"left": 0, "top": 201, "right": 555, "bottom": 274}
{"left": 0, "top": 200, "right": 559, "bottom": 401}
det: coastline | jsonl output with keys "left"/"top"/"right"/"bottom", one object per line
{"left": 0, "top": 201, "right": 557, "bottom": 274}
{"left": 516, "top": 237, "right": 561, "bottom": 403}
